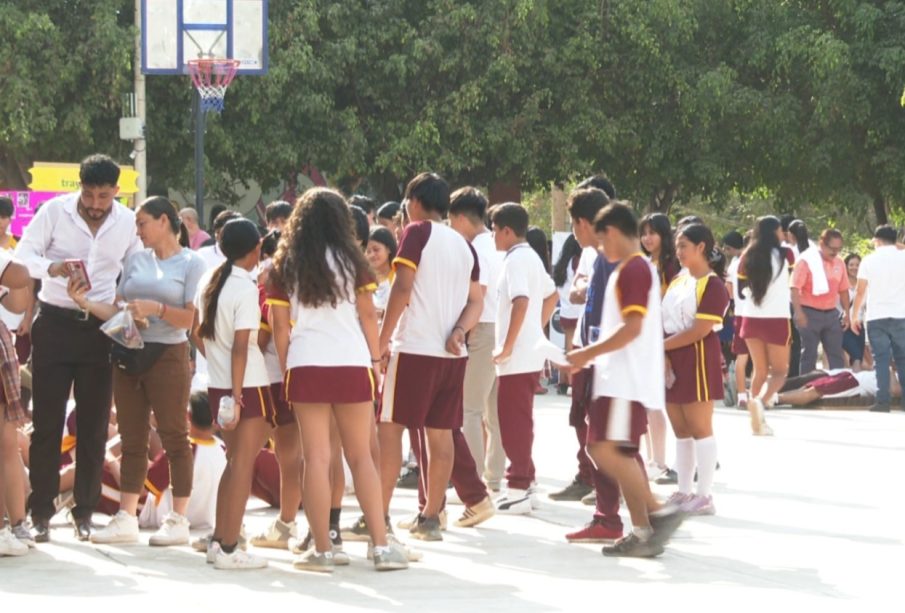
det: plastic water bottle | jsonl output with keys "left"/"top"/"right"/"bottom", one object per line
{"left": 217, "top": 396, "right": 237, "bottom": 428}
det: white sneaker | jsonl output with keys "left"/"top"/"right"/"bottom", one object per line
{"left": 214, "top": 548, "right": 268, "bottom": 570}
{"left": 206, "top": 539, "right": 221, "bottom": 564}
{"left": 368, "top": 534, "right": 423, "bottom": 562}
{"left": 0, "top": 526, "right": 28, "bottom": 556}
{"left": 495, "top": 489, "right": 532, "bottom": 515}
{"left": 11, "top": 521, "right": 36, "bottom": 548}
{"left": 149, "top": 512, "right": 190, "bottom": 546}
{"left": 90, "top": 510, "right": 139, "bottom": 544}
{"left": 250, "top": 518, "right": 297, "bottom": 550}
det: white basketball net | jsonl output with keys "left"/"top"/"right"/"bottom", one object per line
{"left": 188, "top": 59, "right": 240, "bottom": 113}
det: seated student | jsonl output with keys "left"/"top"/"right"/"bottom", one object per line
{"left": 139, "top": 391, "right": 227, "bottom": 532}
{"left": 54, "top": 404, "right": 129, "bottom": 517}
{"left": 776, "top": 368, "right": 901, "bottom": 407}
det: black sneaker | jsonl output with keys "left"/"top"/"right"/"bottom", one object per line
{"left": 409, "top": 514, "right": 442, "bottom": 541}
{"left": 648, "top": 506, "right": 686, "bottom": 549}
{"left": 654, "top": 468, "right": 678, "bottom": 485}
{"left": 396, "top": 466, "right": 420, "bottom": 490}
{"left": 549, "top": 478, "right": 593, "bottom": 502}
{"left": 601, "top": 533, "right": 663, "bottom": 558}
{"left": 869, "top": 403, "right": 891, "bottom": 413}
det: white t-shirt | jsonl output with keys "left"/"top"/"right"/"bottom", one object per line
{"left": 390, "top": 221, "right": 479, "bottom": 358}
{"left": 495, "top": 243, "right": 556, "bottom": 376}
{"left": 571, "top": 246, "right": 599, "bottom": 347}
{"left": 726, "top": 256, "right": 746, "bottom": 317}
{"left": 857, "top": 245, "right": 905, "bottom": 321}
{"left": 738, "top": 248, "right": 794, "bottom": 319}
{"left": 821, "top": 369, "right": 880, "bottom": 398}
{"left": 0, "top": 249, "right": 21, "bottom": 330}
{"left": 661, "top": 273, "right": 727, "bottom": 336}
{"left": 194, "top": 266, "right": 270, "bottom": 389}
{"left": 138, "top": 438, "right": 226, "bottom": 530}
{"left": 557, "top": 256, "right": 584, "bottom": 320}
{"left": 593, "top": 254, "right": 665, "bottom": 410}
{"left": 197, "top": 244, "right": 226, "bottom": 271}
{"left": 268, "top": 249, "right": 374, "bottom": 369}
{"left": 472, "top": 232, "right": 503, "bottom": 323}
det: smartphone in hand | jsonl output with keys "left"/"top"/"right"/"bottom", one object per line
{"left": 64, "top": 259, "right": 92, "bottom": 292}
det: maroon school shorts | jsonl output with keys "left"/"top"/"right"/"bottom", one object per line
{"left": 379, "top": 352, "right": 467, "bottom": 429}
{"left": 285, "top": 366, "right": 375, "bottom": 405}
{"left": 586, "top": 396, "right": 649, "bottom": 448}
{"left": 809, "top": 371, "right": 859, "bottom": 396}
{"left": 740, "top": 316, "right": 791, "bottom": 346}
{"left": 269, "top": 382, "right": 295, "bottom": 427}
{"left": 208, "top": 386, "right": 275, "bottom": 424}
{"left": 666, "top": 334, "right": 725, "bottom": 404}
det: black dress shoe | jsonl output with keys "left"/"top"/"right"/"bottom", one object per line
{"left": 33, "top": 519, "right": 51, "bottom": 543}
{"left": 74, "top": 518, "right": 92, "bottom": 541}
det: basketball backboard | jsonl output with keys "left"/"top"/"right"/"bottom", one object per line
{"left": 141, "top": 0, "right": 268, "bottom": 75}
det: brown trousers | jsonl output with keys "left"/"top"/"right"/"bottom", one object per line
{"left": 114, "top": 342, "right": 193, "bottom": 497}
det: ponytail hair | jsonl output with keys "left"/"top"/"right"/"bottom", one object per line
{"left": 198, "top": 218, "right": 261, "bottom": 340}
{"left": 139, "top": 196, "right": 189, "bottom": 247}
{"left": 678, "top": 223, "right": 726, "bottom": 279}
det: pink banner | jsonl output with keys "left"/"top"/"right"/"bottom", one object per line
{"left": 0, "top": 191, "right": 66, "bottom": 237}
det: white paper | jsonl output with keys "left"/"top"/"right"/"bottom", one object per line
{"left": 534, "top": 337, "right": 570, "bottom": 368}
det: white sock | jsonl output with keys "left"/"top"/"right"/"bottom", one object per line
{"left": 675, "top": 438, "right": 695, "bottom": 495}
{"left": 694, "top": 436, "right": 718, "bottom": 498}
{"left": 738, "top": 391, "right": 748, "bottom": 403}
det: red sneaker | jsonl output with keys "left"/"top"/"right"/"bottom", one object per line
{"left": 566, "top": 520, "right": 623, "bottom": 543}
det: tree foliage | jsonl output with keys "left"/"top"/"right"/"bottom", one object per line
{"left": 2, "top": 0, "right": 905, "bottom": 224}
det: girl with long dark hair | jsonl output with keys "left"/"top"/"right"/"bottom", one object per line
{"left": 639, "top": 213, "right": 678, "bottom": 480}
{"left": 640, "top": 213, "right": 681, "bottom": 291}
{"left": 662, "top": 224, "right": 729, "bottom": 515}
{"left": 737, "top": 216, "right": 795, "bottom": 435}
{"left": 191, "top": 218, "right": 274, "bottom": 570}
{"left": 269, "top": 188, "right": 408, "bottom": 572}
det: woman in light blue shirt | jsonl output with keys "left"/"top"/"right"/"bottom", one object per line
{"left": 70, "top": 197, "right": 206, "bottom": 546}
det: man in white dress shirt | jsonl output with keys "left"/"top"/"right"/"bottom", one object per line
{"left": 15, "top": 154, "right": 142, "bottom": 542}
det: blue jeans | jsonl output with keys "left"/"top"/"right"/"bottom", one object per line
{"left": 866, "top": 318, "right": 905, "bottom": 405}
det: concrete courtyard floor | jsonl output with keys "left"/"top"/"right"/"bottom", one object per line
{"left": 2, "top": 393, "right": 903, "bottom": 611}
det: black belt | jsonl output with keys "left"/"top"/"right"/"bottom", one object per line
{"left": 39, "top": 301, "right": 102, "bottom": 325}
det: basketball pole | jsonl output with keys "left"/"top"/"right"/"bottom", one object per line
{"left": 194, "top": 90, "right": 206, "bottom": 226}
{"left": 134, "top": 0, "right": 147, "bottom": 203}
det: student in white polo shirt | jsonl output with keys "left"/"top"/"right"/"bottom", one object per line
{"left": 488, "top": 203, "right": 557, "bottom": 514}
{"left": 267, "top": 188, "right": 408, "bottom": 572}
{"left": 851, "top": 225, "right": 905, "bottom": 412}
{"left": 377, "top": 173, "right": 484, "bottom": 541}
{"left": 447, "top": 187, "right": 506, "bottom": 493}
{"left": 192, "top": 218, "right": 274, "bottom": 571}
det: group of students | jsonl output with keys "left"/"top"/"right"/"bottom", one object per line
{"left": 1, "top": 153, "right": 901, "bottom": 567}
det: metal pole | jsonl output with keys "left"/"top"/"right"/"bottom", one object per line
{"left": 194, "top": 90, "right": 206, "bottom": 226}
{"left": 134, "top": 0, "right": 147, "bottom": 203}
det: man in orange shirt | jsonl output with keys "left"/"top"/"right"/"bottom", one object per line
{"left": 791, "top": 229, "right": 850, "bottom": 374}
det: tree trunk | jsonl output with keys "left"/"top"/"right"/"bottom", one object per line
{"left": 648, "top": 183, "right": 678, "bottom": 214}
{"left": 488, "top": 179, "right": 522, "bottom": 205}
{"left": 872, "top": 194, "right": 888, "bottom": 226}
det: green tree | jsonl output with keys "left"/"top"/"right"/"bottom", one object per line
{"left": 0, "top": 0, "right": 133, "bottom": 187}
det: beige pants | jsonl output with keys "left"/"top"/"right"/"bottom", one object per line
{"left": 462, "top": 322, "right": 504, "bottom": 486}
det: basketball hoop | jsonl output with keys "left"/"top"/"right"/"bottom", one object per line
{"left": 187, "top": 58, "right": 240, "bottom": 113}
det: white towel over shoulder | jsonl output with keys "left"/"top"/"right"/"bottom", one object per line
{"left": 801, "top": 248, "right": 829, "bottom": 296}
